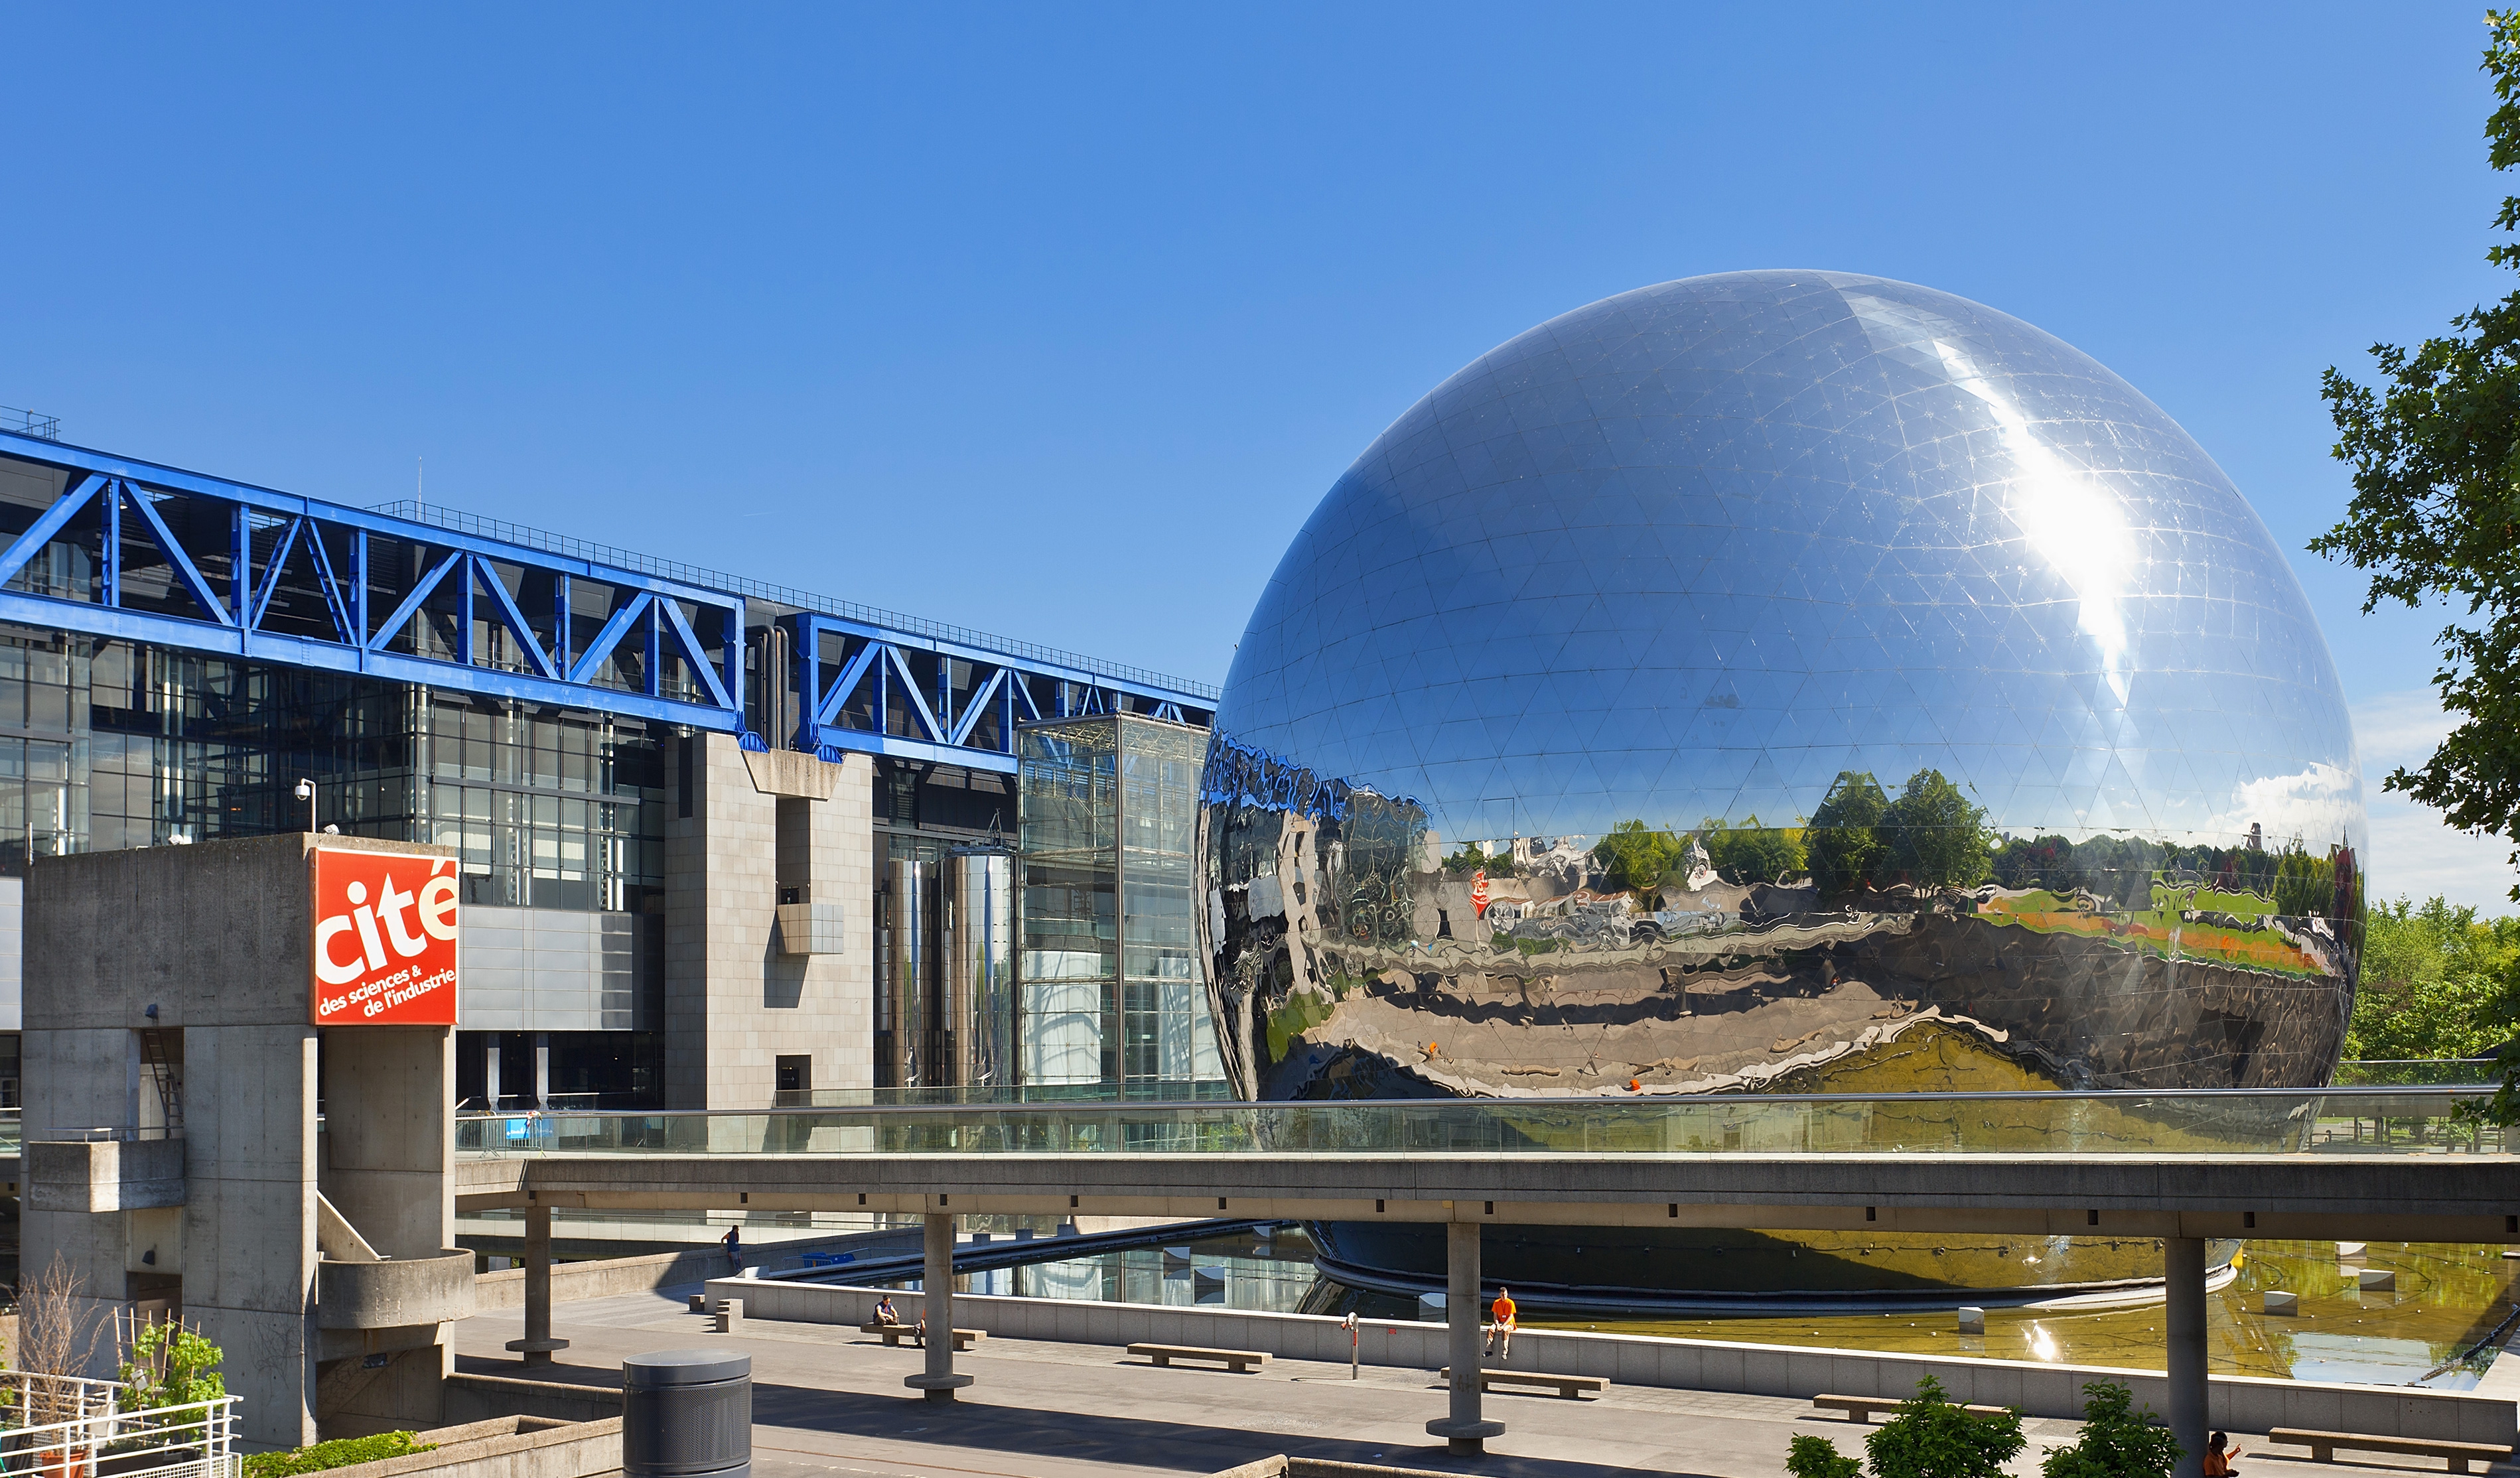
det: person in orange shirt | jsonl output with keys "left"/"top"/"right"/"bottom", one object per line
{"left": 1484, "top": 1286, "right": 1518, "bottom": 1358}
{"left": 2202, "top": 1432, "right": 2241, "bottom": 1477}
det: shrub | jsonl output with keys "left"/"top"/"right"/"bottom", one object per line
{"left": 2040, "top": 1381, "right": 2179, "bottom": 1478}
{"left": 1865, "top": 1375, "right": 2025, "bottom": 1478}
{"left": 118, "top": 1319, "right": 225, "bottom": 1412}
{"left": 1788, "top": 1434, "right": 1865, "bottom": 1478}
{"left": 244, "top": 1431, "right": 436, "bottom": 1478}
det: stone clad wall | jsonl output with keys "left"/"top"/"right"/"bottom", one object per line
{"left": 665, "top": 734, "right": 872, "bottom": 1109}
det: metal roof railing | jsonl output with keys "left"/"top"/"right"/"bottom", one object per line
{"left": 0, "top": 405, "right": 60, "bottom": 441}
{"left": 370, "top": 499, "right": 1222, "bottom": 701}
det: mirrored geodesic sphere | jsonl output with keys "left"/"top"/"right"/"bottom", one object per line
{"left": 1198, "top": 271, "right": 2364, "bottom": 1112}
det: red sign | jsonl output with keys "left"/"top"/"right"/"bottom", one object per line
{"left": 309, "top": 850, "right": 461, "bottom": 1027}
{"left": 1470, "top": 869, "right": 1490, "bottom": 917}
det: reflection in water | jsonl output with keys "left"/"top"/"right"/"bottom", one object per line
{"left": 916, "top": 1231, "right": 2517, "bottom": 1389}
{"left": 1533, "top": 1242, "right": 2519, "bottom": 1388}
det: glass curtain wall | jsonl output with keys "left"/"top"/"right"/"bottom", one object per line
{"left": 1018, "top": 714, "right": 1225, "bottom": 1097}
{"left": 0, "top": 624, "right": 669, "bottom": 902}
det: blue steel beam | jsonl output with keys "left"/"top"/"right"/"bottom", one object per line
{"left": 0, "top": 431, "right": 747, "bottom": 730}
{"left": 790, "top": 612, "right": 1214, "bottom": 770}
{"left": 0, "top": 431, "right": 1216, "bottom": 752}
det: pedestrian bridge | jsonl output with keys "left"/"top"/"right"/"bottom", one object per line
{"left": 446, "top": 1086, "right": 2520, "bottom": 1468}
{"left": 451, "top": 1086, "right": 2520, "bottom": 1243}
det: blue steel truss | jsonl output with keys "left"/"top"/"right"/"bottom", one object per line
{"left": 790, "top": 614, "right": 1212, "bottom": 773}
{"left": 0, "top": 432, "right": 745, "bottom": 729}
{"left": 0, "top": 431, "right": 1216, "bottom": 766}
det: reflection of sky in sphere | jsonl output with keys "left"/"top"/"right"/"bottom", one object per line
{"left": 1218, "top": 271, "right": 2362, "bottom": 854}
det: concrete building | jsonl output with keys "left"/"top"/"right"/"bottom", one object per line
{"left": 0, "top": 425, "right": 1223, "bottom": 1112}
{"left": 23, "top": 834, "right": 472, "bottom": 1449}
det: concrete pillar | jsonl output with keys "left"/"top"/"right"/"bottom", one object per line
{"left": 533, "top": 1032, "right": 549, "bottom": 1107}
{"left": 484, "top": 1037, "right": 501, "bottom": 1108}
{"left": 903, "top": 1212, "right": 971, "bottom": 1401}
{"left": 503, "top": 1202, "right": 568, "bottom": 1367}
{"left": 2166, "top": 1237, "right": 2207, "bottom": 1478}
{"left": 1424, "top": 1219, "right": 1503, "bottom": 1455}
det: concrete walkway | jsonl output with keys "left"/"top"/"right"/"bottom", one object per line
{"left": 453, "top": 1286, "right": 2470, "bottom": 1478}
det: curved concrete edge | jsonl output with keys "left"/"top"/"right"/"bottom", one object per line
{"left": 321, "top": 1247, "right": 478, "bottom": 1329}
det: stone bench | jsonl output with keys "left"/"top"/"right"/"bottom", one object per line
{"left": 860, "top": 1322, "right": 984, "bottom": 1351}
{"left": 1128, "top": 1342, "right": 1270, "bottom": 1373}
{"left": 2267, "top": 1428, "right": 2515, "bottom": 1473}
{"left": 1814, "top": 1394, "right": 2009, "bottom": 1424}
{"left": 1438, "top": 1367, "right": 1606, "bottom": 1399}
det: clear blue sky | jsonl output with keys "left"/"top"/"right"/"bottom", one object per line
{"left": 2, "top": 3, "right": 2511, "bottom": 902}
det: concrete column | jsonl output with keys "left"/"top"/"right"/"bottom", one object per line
{"left": 903, "top": 1212, "right": 971, "bottom": 1401}
{"left": 503, "top": 1202, "right": 568, "bottom": 1367}
{"left": 1424, "top": 1219, "right": 1503, "bottom": 1455}
{"left": 2166, "top": 1237, "right": 2207, "bottom": 1478}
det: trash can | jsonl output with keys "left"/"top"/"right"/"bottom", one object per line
{"left": 624, "top": 1349, "right": 751, "bottom": 1478}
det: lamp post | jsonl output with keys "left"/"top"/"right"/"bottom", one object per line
{"left": 294, "top": 777, "right": 315, "bottom": 834}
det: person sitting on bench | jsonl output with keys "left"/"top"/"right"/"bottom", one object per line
{"left": 1485, "top": 1286, "right": 1518, "bottom": 1358}
{"left": 2204, "top": 1432, "right": 2241, "bottom": 1477}
{"left": 874, "top": 1295, "right": 901, "bottom": 1327}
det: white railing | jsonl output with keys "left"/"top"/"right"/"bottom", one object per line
{"left": 0, "top": 1374, "right": 237, "bottom": 1478}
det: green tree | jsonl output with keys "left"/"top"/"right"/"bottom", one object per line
{"left": 2312, "top": 13, "right": 2520, "bottom": 904}
{"left": 1866, "top": 1376, "right": 2026, "bottom": 1478}
{"left": 2040, "top": 1382, "right": 2180, "bottom": 1478}
{"left": 1807, "top": 771, "right": 1890, "bottom": 896}
{"left": 2273, "top": 844, "right": 2340, "bottom": 919}
{"left": 1442, "top": 841, "right": 1514, "bottom": 876}
{"left": 1592, "top": 820, "right": 1684, "bottom": 892}
{"left": 2346, "top": 896, "right": 2520, "bottom": 1061}
{"left": 1884, "top": 770, "right": 1993, "bottom": 889}
{"left": 1701, "top": 815, "right": 1808, "bottom": 886}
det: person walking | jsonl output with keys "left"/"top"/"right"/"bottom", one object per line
{"left": 722, "top": 1223, "right": 742, "bottom": 1272}
{"left": 1484, "top": 1286, "right": 1517, "bottom": 1359}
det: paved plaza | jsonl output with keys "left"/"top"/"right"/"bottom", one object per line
{"left": 454, "top": 1286, "right": 2411, "bottom": 1478}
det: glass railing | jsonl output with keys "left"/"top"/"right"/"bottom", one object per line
{"left": 453, "top": 1087, "right": 2513, "bottom": 1160}
{"left": 0, "top": 1108, "right": 19, "bottom": 1157}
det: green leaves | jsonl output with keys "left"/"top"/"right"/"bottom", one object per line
{"left": 1864, "top": 1375, "right": 2028, "bottom": 1478}
{"left": 2313, "top": 11, "right": 2520, "bottom": 899}
{"left": 2039, "top": 1382, "right": 2181, "bottom": 1478}
{"left": 244, "top": 1432, "right": 436, "bottom": 1478}
{"left": 1803, "top": 769, "right": 1989, "bottom": 896}
{"left": 1789, "top": 1434, "right": 1866, "bottom": 1478}
{"left": 1808, "top": 771, "right": 1890, "bottom": 895}
{"left": 1884, "top": 770, "right": 1994, "bottom": 890}
{"left": 116, "top": 1319, "right": 224, "bottom": 1412}
{"left": 1701, "top": 815, "right": 1808, "bottom": 886}
{"left": 2345, "top": 895, "right": 2520, "bottom": 1061}
{"left": 1592, "top": 819, "right": 1687, "bottom": 891}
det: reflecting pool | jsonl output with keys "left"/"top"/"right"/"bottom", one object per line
{"left": 908, "top": 1231, "right": 2519, "bottom": 1388}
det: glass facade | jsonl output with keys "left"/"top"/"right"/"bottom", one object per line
{"left": 1018, "top": 715, "right": 1224, "bottom": 1095}
{"left": 0, "top": 623, "right": 670, "bottom": 907}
